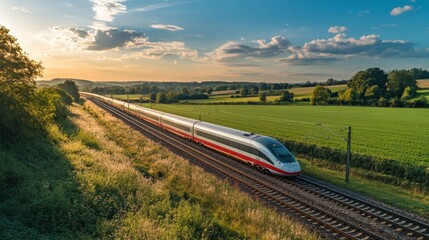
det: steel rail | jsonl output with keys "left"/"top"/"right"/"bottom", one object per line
{"left": 284, "top": 176, "right": 429, "bottom": 240}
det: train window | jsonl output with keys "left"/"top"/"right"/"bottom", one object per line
{"left": 163, "top": 119, "right": 190, "bottom": 132}
{"left": 268, "top": 145, "right": 296, "bottom": 163}
{"left": 197, "top": 131, "right": 252, "bottom": 154}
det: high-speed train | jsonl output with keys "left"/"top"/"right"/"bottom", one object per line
{"left": 82, "top": 92, "right": 301, "bottom": 176}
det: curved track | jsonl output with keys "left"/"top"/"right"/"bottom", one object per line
{"left": 286, "top": 176, "right": 429, "bottom": 240}
{"left": 87, "top": 97, "right": 427, "bottom": 240}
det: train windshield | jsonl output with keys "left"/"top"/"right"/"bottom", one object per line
{"left": 253, "top": 136, "right": 297, "bottom": 163}
{"left": 268, "top": 144, "right": 296, "bottom": 163}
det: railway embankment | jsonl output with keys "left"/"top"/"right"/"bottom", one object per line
{"left": 0, "top": 101, "right": 318, "bottom": 239}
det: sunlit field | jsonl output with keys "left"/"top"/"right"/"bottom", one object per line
{"left": 141, "top": 103, "right": 429, "bottom": 166}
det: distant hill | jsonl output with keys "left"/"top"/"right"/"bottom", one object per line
{"left": 37, "top": 78, "right": 94, "bottom": 87}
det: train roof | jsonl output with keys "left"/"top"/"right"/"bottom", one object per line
{"left": 162, "top": 113, "right": 199, "bottom": 125}
{"left": 195, "top": 121, "right": 261, "bottom": 142}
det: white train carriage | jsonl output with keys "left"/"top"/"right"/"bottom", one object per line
{"left": 194, "top": 121, "right": 300, "bottom": 176}
{"left": 160, "top": 114, "right": 199, "bottom": 140}
{"left": 128, "top": 104, "right": 164, "bottom": 127}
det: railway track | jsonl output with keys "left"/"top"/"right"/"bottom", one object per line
{"left": 286, "top": 176, "right": 429, "bottom": 240}
{"left": 87, "top": 97, "right": 427, "bottom": 240}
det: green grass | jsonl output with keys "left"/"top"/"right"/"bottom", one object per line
{"left": 0, "top": 101, "right": 318, "bottom": 239}
{"left": 107, "top": 101, "right": 429, "bottom": 218}
{"left": 300, "top": 158, "right": 429, "bottom": 217}
{"left": 141, "top": 104, "right": 429, "bottom": 166}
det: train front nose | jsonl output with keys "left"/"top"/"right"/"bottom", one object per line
{"left": 283, "top": 162, "right": 301, "bottom": 174}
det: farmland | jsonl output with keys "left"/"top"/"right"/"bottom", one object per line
{"left": 140, "top": 103, "right": 429, "bottom": 166}
{"left": 417, "top": 79, "right": 429, "bottom": 89}
{"left": 183, "top": 84, "right": 347, "bottom": 103}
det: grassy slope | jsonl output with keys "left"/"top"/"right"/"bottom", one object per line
{"left": 141, "top": 104, "right": 429, "bottom": 165}
{"left": 300, "top": 159, "right": 429, "bottom": 217}
{"left": 0, "top": 102, "right": 317, "bottom": 239}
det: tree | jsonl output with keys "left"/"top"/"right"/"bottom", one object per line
{"left": 181, "top": 87, "right": 190, "bottom": 95}
{"left": 279, "top": 90, "right": 294, "bottom": 102}
{"left": 387, "top": 70, "right": 417, "bottom": 98}
{"left": 401, "top": 86, "right": 415, "bottom": 100}
{"left": 240, "top": 86, "right": 249, "bottom": 96}
{"left": 339, "top": 88, "right": 359, "bottom": 103}
{"left": 325, "top": 78, "right": 334, "bottom": 86}
{"left": 378, "top": 97, "right": 388, "bottom": 107}
{"left": 259, "top": 82, "right": 269, "bottom": 91}
{"left": 310, "top": 85, "right": 331, "bottom": 105}
{"left": 57, "top": 80, "right": 79, "bottom": 102}
{"left": 166, "top": 91, "right": 177, "bottom": 103}
{"left": 0, "top": 25, "right": 43, "bottom": 86}
{"left": 156, "top": 92, "right": 167, "bottom": 103}
{"left": 364, "top": 85, "right": 381, "bottom": 99}
{"left": 348, "top": 68, "right": 387, "bottom": 98}
{"left": 149, "top": 92, "right": 157, "bottom": 102}
{"left": 259, "top": 92, "right": 267, "bottom": 102}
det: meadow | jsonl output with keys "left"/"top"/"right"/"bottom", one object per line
{"left": 141, "top": 103, "right": 429, "bottom": 167}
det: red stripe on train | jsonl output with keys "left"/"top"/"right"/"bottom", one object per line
{"left": 194, "top": 137, "right": 299, "bottom": 176}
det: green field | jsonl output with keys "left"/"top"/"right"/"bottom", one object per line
{"left": 141, "top": 104, "right": 429, "bottom": 166}
{"left": 179, "top": 85, "right": 347, "bottom": 103}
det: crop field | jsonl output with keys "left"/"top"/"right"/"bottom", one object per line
{"left": 417, "top": 79, "right": 429, "bottom": 89}
{"left": 289, "top": 84, "right": 346, "bottom": 99}
{"left": 141, "top": 103, "right": 429, "bottom": 166}
{"left": 181, "top": 85, "right": 347, "bottom": 103}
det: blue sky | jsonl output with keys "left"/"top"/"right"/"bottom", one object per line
{"left": 1, "top": 0, "right": 428, "bottom": 82}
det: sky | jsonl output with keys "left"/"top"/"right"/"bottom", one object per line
{"left": 1, "top": 0, "right": 428, "bottom": 83}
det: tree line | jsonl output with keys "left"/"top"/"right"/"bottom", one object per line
{"left": 311, "top": 68, "right": 428, "bottom": 107}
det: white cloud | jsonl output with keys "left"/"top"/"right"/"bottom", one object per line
{"left": 328, "top": 26, "right": 347, "bottom": 34}
{"left": 390, "top": 5, "right": 413, "bottom": 16}
{"left": 122, "top": 41, "right": 202, "bottom": 61}
{"left": 46, "top": 27, "right": 146, "bottom": 51}
{"left": 357, "top": 10, "right": 370, "bottom": 16}
{"left": 280, "top": 33, "right": 429, "bottom": 65}
{"left": 150, "top": 24, "right": 184, "bottom": 31}
{"left": 130, "top": 1, "right": 194, "bottom": 13}
{"left": 11, "top": 6, "right": 33, "bottom": 14}
{"left": 209, "top": 36, "right": 292, "bottom": 61}
{"left": 90, "top": 0, "right": 127, "bottom": 22}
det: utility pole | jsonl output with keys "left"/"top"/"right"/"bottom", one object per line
{"left": 345, "top": 126, "right": 351, "bottom": 183}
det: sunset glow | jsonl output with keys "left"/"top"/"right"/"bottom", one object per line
{"left": 1, "top": 0, "right": 428, "bottom": 82}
